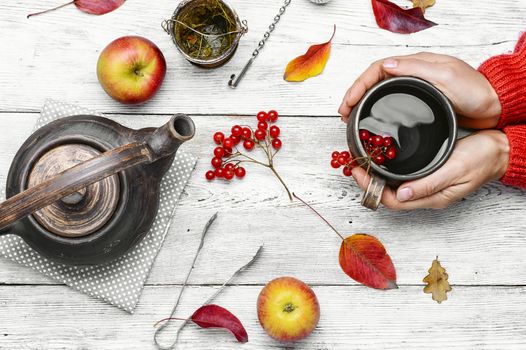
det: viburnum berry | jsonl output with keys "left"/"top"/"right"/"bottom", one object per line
{"left": 258, "top": 121, "right": 268, "bottom": 131}
{"left": 214, "top": 147, "right": 225, "bottom": 158}
{"left": 269, "top": 125, "right": 280, "bottom": 138}
{"left": 343, "top": 166, "right": 352, "bottom": 177}
{"left": 383, "top": 137, "right": 394, "bottom": 147}
{"left": 241, "top": 127, "right": 252, "bottom": 139}
{"left": 243, "top": 139, "right": 255, "bottom": 150}
{"left": 372, "top": 135, "right": 384, "bottom": 147}
{"left": 211, "top": 157, "right": 222, "bottom": 168}
{"left": 235, "top": 167, "right": 246, "bottom": 178}
{"left": 254, "top": 129, "right": 266, "bottom": 141}
{"left": 230, "top": 135, "right": 241, "bottom": 145}
{"left": 213, "top": 132, "right": 225, "bottom": 145}
{"left": 268, "top": 110, "right": 279, "bottom": 122}
{"left": 359, "top": 129, "right": 370, "bottom": 141}
{"left": 331, "top": 159, "right": 341, "bottom": 168}
{"left": 373, "top": 154, "right": 385, "bottom": 165}
{"left": 231, "top": 125, "right": 242, "bottom": 137}
{"left": 224, "top": 170, "right": 234, "bottom": 180}
{"left": 215, "top": 168, "right": 224, "bottom": 178}
{"left": 257, "top": 111, "right": 268, "bottom": 122}
{"left": 385, "top": 147, "right": 396, "bottom": 160}
{"left": 337, "top": 155, "right": 347, "bottom": 165}
{"left": 223, "top": 137, "right": 234, "bottom": 149}
{"left": 225, "top": 163, "right": 235, "bottom": 171}
{"left": 224, "top": 147, "right": 233, "bottom": 156}
{"left": 205, "top": 170, "right": 215, "bottom": 180}
{"left": 331, "top": 151, "right": 340, "bottom": 159}
{"left": 271, "top": 138, "right": 282, "bottom": 149}
{"left": 340, "top": 151, "right": 350, "bottom": 159}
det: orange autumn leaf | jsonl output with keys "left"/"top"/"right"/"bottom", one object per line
{"left": 339, "top": 234, "right": 397, "bottom": 290}
{"left": 283, "top": 25, "right": 336, "bottom": 82}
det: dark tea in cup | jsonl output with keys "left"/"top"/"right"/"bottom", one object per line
{"left": 347, "top": 77, "right": 457, "bottom": 210}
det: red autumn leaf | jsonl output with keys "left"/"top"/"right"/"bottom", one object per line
{"left": 191, "top": 304, "right": 248, "bottom": 343}
{"left": 371, "top": 0, "right": 437, "bottom": 34}
{"left": 75, "top": 0, "right": 126, "bottom": 15}
{"left": 339, "top": 234, "right": 397, "bottom": 289}
{"left": 28, "top": 0, "right": 125, "bottom": 18}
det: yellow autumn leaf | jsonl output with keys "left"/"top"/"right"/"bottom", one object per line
{"left": 283, "top": 25, "right": 336, "bottom": 82}
{"left": 412, "top": 0, "right": 436, "bottom": 12}
{"left": 423, "top": 257, "right": 451, "bottom": 303}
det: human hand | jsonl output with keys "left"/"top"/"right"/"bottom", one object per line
{"left": 338, "top": 53, "right": 502, "bottom": 129}
{"left": 350, "top": 130, "right": 509, "bottom": 210}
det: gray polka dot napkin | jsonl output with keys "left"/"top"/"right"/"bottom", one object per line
{"left": 0, "top": 99, "right": 197, "bottom": 313}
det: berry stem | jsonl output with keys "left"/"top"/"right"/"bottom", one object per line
{"left": 270, "top": 165, "right": 292, "bottom": 201}
{"left": 292, "top": 193, "right": 345, "bottom": 241}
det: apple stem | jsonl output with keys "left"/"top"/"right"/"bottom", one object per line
{"left": 293, "top": 193, "right": 345, "bottom": 241}
{"left": 27, "top": 1, "right": 75, "bottom": 18}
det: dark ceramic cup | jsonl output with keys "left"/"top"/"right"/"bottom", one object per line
{"left": 346, "top": 77, "right": 457, "bottom": 210}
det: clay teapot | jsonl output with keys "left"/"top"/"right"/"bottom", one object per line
{"left": 0, "top": 114, "right": 195, "bottom": 265}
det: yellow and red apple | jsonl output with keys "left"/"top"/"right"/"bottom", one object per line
{"left": 257, "top": 276, "right": 320, "bottom": 342}
{"left": 97, "top": 36, "right": 166, "bottom": 104}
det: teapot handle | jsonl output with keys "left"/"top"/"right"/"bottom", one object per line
{"left": 0, "top": 115, "right": 195, "bottom": 232}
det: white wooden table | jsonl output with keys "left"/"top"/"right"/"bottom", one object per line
{"left": 1, "top": 0, "right": 526, "bottom": 348}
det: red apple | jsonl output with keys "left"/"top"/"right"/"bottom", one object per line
{"left": 97, "top": 36, "right": 166, "bottom": 104}
{"left": 257, "top": 277, "right": 320, "bottom": 342}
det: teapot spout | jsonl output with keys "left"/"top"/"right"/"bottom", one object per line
{"left": 146, "top": 114, "right": 196, "bottom": 161}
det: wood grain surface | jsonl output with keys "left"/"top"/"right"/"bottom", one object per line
{"left": 1, "top": 0, "right": 526, "bottom": 348}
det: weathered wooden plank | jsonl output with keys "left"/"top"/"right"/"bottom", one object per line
{"left": 0, "top": 113, "right": 524, "bottom": 286}
{"left": 0, "top": 1, "right": 524, "bottom": 114}
{"left": 0, "top": 285, "right": 525, "bottom": 349}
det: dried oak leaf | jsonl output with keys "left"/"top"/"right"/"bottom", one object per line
{"left": 412, "top": 0, "right": 436, "bottom": 12}
{"left": 339, "top": 234, "right": 397, "bottom": 290}
{"left": 191, "top": 304, "right": 248, "bottom": 343}
{"left": 284, "top": 25, "right": 336, "bottom": 82}
{"left": 371, "top": 0, "right": 437, "bottom": 34}
{"left": 423, "top": 257, "right": 452, "bottom": 303}
{"left": 28, "top": 0, "right": 126, "bottom": 18}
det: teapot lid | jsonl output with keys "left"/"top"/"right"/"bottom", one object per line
{"left": 27, "top": 143, "right": 120, "bottom": 238}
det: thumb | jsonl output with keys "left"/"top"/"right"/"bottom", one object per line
{"left": 396, "top": 167, "right": 457, "bottom": 202}
{"left": 381, "top": 58, "right": 443, "bottom": 84}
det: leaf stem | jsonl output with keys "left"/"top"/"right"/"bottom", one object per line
{"left": 27, "top": 1, "right": 75, "bottom": 18}
{"left": 293, "top": 193, "right": 345, "bottom": 241}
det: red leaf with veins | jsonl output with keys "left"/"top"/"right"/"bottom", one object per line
{"left": 371, "top": 0, "right": 437, "bottom": 34}
{"left": 339, "top": 234, "right": 397, "bottom": 289}
{"left": 28, "top": 0, "right": 125, "bottom": 18}
{"left": 191, "top": 304, "right": 248, "bottom": 343}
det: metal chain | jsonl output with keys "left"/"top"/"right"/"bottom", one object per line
{"left": 252, "top": 0, "right": 292, "bottom": 58}
{"left": 228, "top": 0, "right": 292, "bottom": 88}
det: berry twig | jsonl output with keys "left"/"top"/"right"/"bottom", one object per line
{"left": 205, "top": 110, "right": 292, "bottom": 201}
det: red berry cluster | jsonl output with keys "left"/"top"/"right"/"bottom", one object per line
{"left": 205, "top": 110, "right": 282, "bottom": 182}
{"left": 358, "top": 129, "right": 397, "bottom": 166}
{"left": 330, "top": 129, "right": 398, "bottom": 177}
{"left": 330, "top": 151, "right": 355, "bottom": 177}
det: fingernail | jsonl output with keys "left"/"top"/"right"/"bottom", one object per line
{"left": 383, "top": 58, "right": 398, "bottom": 69}
{"left": 397, "top": 187, "right": 413, "bottom": 202}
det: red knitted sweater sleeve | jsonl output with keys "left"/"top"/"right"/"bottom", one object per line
{"left": 500, "top": 124, "right": 526, "bottom": 188}
{"left": 478, "top": 32, "right": 526, "bottom": 188}
{"left": 479, "top": 32, "right": 526, "bottom": 128}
